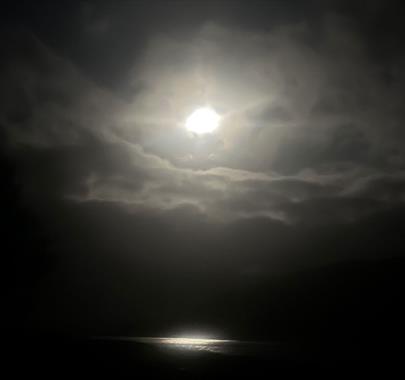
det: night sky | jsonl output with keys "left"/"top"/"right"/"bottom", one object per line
{"left": 2, "top": 0, "right": 405, "bottom": 349}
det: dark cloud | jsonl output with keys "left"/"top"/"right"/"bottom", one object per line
{"left": 2, "top": 5, "right": 405, "bottom": 230}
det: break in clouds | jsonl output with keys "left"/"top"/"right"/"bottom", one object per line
{"left": 2, "top": 7, "right": 405, "bottom": 271}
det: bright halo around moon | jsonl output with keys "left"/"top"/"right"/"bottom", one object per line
{"left": 185, "top": 107, "right": 221, "bottom": 135}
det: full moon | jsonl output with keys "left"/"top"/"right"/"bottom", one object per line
{"left": 185, "top": 107, "right": 220, "bottom": 135}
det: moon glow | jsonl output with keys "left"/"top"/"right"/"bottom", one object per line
{"left": 185, "top": 107, "right": 220, "bottom": 135}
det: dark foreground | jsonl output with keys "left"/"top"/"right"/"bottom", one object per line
{"left": 5, "top": 335, "right": 405, "bottom": 378}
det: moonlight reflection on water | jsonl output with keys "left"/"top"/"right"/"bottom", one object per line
{"left": 133, "top": 337, "right": 236, "bottom": 354}
{"left": 99, "top": 336, "right": 282, "bottom": 356}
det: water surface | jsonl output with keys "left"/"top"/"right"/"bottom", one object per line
{"left": 99, "top": 336, "right": 284, "bottom": 356}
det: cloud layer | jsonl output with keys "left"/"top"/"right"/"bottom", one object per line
{"left": 1, "top": 4, "right": 405, "bottom": 283}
